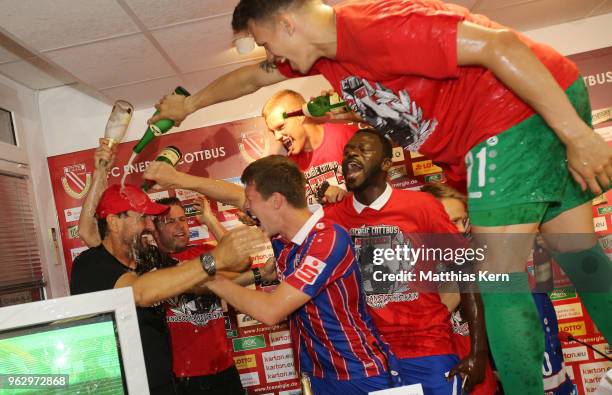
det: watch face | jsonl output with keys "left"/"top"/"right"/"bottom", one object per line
{"left": 202, "top": 254, "right": 216, "bottom": 274}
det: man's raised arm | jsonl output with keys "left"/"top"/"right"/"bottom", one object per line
{"left": 149, "top": 61, "right": 287, "bottom": 126}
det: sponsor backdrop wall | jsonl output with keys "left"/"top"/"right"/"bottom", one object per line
{"left": 46, "top": 112, "right": 446, "bottom": 393}
{"left": 46, "top": 47, "right": 612, "bottom": 394}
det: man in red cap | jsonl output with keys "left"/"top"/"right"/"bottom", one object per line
{"left": 70, "top": 183, "right": 265, "bottom": 395}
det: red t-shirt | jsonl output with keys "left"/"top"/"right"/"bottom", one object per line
{"left": 277, "top": 0, "right": 578, "bottom": 181}
{"left": 289, "top": 123, "right": 358, "bottom": 205}
{"left": 324, "top": 186, "right": 459, "bottom": 358}
{"left": 166, "top": 244, "right": 235, "bottom": 377}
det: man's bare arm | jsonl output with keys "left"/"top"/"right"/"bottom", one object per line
{"left": 457, "top": 21, "right": 612, "bottom": 194}
{"left": 150, "top": 62, "right": 287, "bottom": 126}
{"left": 78, "top": 138, "right": 117, "bottom": 247}
{"left": 206, "top": 275, "right": 309, "bottom": 326}
{"left": 143, "top": 162, "right": 246, "bottom": 209}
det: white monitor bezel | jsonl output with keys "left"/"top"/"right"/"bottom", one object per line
{"left": 0, "top": 287, "right": 149, "bottom": 394}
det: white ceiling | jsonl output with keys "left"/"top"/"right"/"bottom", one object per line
{"left": 0, "top": 0, "right": 610, "bottom": 109}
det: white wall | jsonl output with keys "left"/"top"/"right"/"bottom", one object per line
{"left": 523, "top": 12, "right": 612, "bottom": 55}
{"left": 20, "top": 11, "right": 612, "bottom": 297}
{"left": 40, "top": 75, "right": 332, "bottom": 157}
{"left": 0, "top": 73, "right": 69, "bottom": 299}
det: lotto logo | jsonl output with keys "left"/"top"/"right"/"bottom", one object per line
{"left": 294, "top": 256, "right": 327, "bottom": 285}
{"left": 234, "top": 354, "right": 257, "bottom": 370}
{"left": 558, "top": 321, "right": 586, "bottom": 337}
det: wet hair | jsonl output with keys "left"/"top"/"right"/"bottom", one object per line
{"left": 232, "top": 0, "right": 310, "bottom": 32}
{"left": 155, "top": 196, "right": 182, "bottom": 207}
{"left": 354, "top": 128, "right": 393, "bottom": 159}
{"left": 262, "top": 89, "right": 306, "bottom": 118}
{"left": 241, "top": 155, "right": 307, "bottom": 208}
{"left": 420, "top": 182, "right": 466, "bottom": 203}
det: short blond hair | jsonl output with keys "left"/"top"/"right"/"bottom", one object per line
{"left": 420, "top": 182, "right": 466, "bottom": 203}
{"left": 262, "top": 89, "right": 306, "bottom": 118}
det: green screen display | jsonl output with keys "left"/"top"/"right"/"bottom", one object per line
{"left": 0, "top": 314, "right": 126, "bottom": 394}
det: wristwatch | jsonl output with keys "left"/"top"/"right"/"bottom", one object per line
{"left": 252, "top": 267, "right": 263, "bottom": 287}
{"left": 200, "top": 253, "right": 217, "bottom": 276}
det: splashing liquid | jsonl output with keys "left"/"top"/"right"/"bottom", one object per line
{"left": 121, "top": 151, "right": 138, "bottom": 190}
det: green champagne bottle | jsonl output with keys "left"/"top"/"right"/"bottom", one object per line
{"left": 141, "top": 146, "right": 182, "bottom": 191}
{"left": 133, "top": 86, "right": 191, "bottom": 154}
{"left": 283, "top": 92, "right": 347, "bottom": 118}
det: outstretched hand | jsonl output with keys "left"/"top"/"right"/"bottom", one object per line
{"left": 148, "top": 94, "right": 192, "bottom": 126}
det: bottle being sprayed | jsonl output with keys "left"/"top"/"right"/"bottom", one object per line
{"left": 132, "top": 86, "right": 191, "bottom": 154}
{"left": 141, "top": 146, "right": 182, "bottom": 191}
{"left": 102, "top": 100, "right": 133, "bottom": 167}
{"left": 123, "top": 86, "right": 190, "bottom": 188}
{"left": 283, "top": 92, "right": 347, "bottom": 118}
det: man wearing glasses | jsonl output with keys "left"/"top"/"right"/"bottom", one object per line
{"left": 70, "top": 184, "right": 264, "bottom": 395}
{"left": 152, "top": 196, "right": 244, "bottom": 395}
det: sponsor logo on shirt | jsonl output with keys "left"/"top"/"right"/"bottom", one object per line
{"left": 233, "top": 335, "right": 267, "bottom": 352}
{"left": 294, "top": 255, "right": 327, "bottom": 285}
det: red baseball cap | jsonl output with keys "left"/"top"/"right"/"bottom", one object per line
{"left": 96, "top": 184, "right": 169, "bottom": 219}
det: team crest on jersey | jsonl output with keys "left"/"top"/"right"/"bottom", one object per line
{"left": 61, "top": 163, "right": 92, "bottom": 199}
{"left": 340, "top": 76, "right": 437, "bottom": 152}
{"left": 295, "top": 255, "right": 327, "bottom": 285}
{"left": 238, "top": 130, "right": 270, "bottom": 163}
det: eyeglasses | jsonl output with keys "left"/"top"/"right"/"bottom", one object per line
{"left": 157, "top": 216, "right": 188, "bottom": 225}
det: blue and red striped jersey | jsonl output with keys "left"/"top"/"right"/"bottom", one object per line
{"left": 274, "top": 213, "right": 389, "bottom": 381}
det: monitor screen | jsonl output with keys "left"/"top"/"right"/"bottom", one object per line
{"left": 0, "top": 313, "right": 127, "bottom": 394}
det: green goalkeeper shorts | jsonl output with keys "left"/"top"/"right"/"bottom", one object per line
{"left": 466, "top": 78, "right": 601, "bottom": 226}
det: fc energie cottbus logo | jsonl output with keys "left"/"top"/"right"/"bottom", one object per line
{"left": 239, "top": 130, "right": 270, "bottom": 163}
{"left": 61, "top": 164, "right": 91, "bottom": 199}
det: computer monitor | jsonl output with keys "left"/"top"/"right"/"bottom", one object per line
{"left": 0, "top": 287, "right": 149, "bottom": 394}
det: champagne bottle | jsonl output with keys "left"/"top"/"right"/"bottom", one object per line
{"left": 283, "top": 92, "right": 347, "bottom": 118}
{"left": 141, "top": 146, "right": 182, "bottom": 191}
{"left": 133, "top": 86, "right": 191, "bottom": 154}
